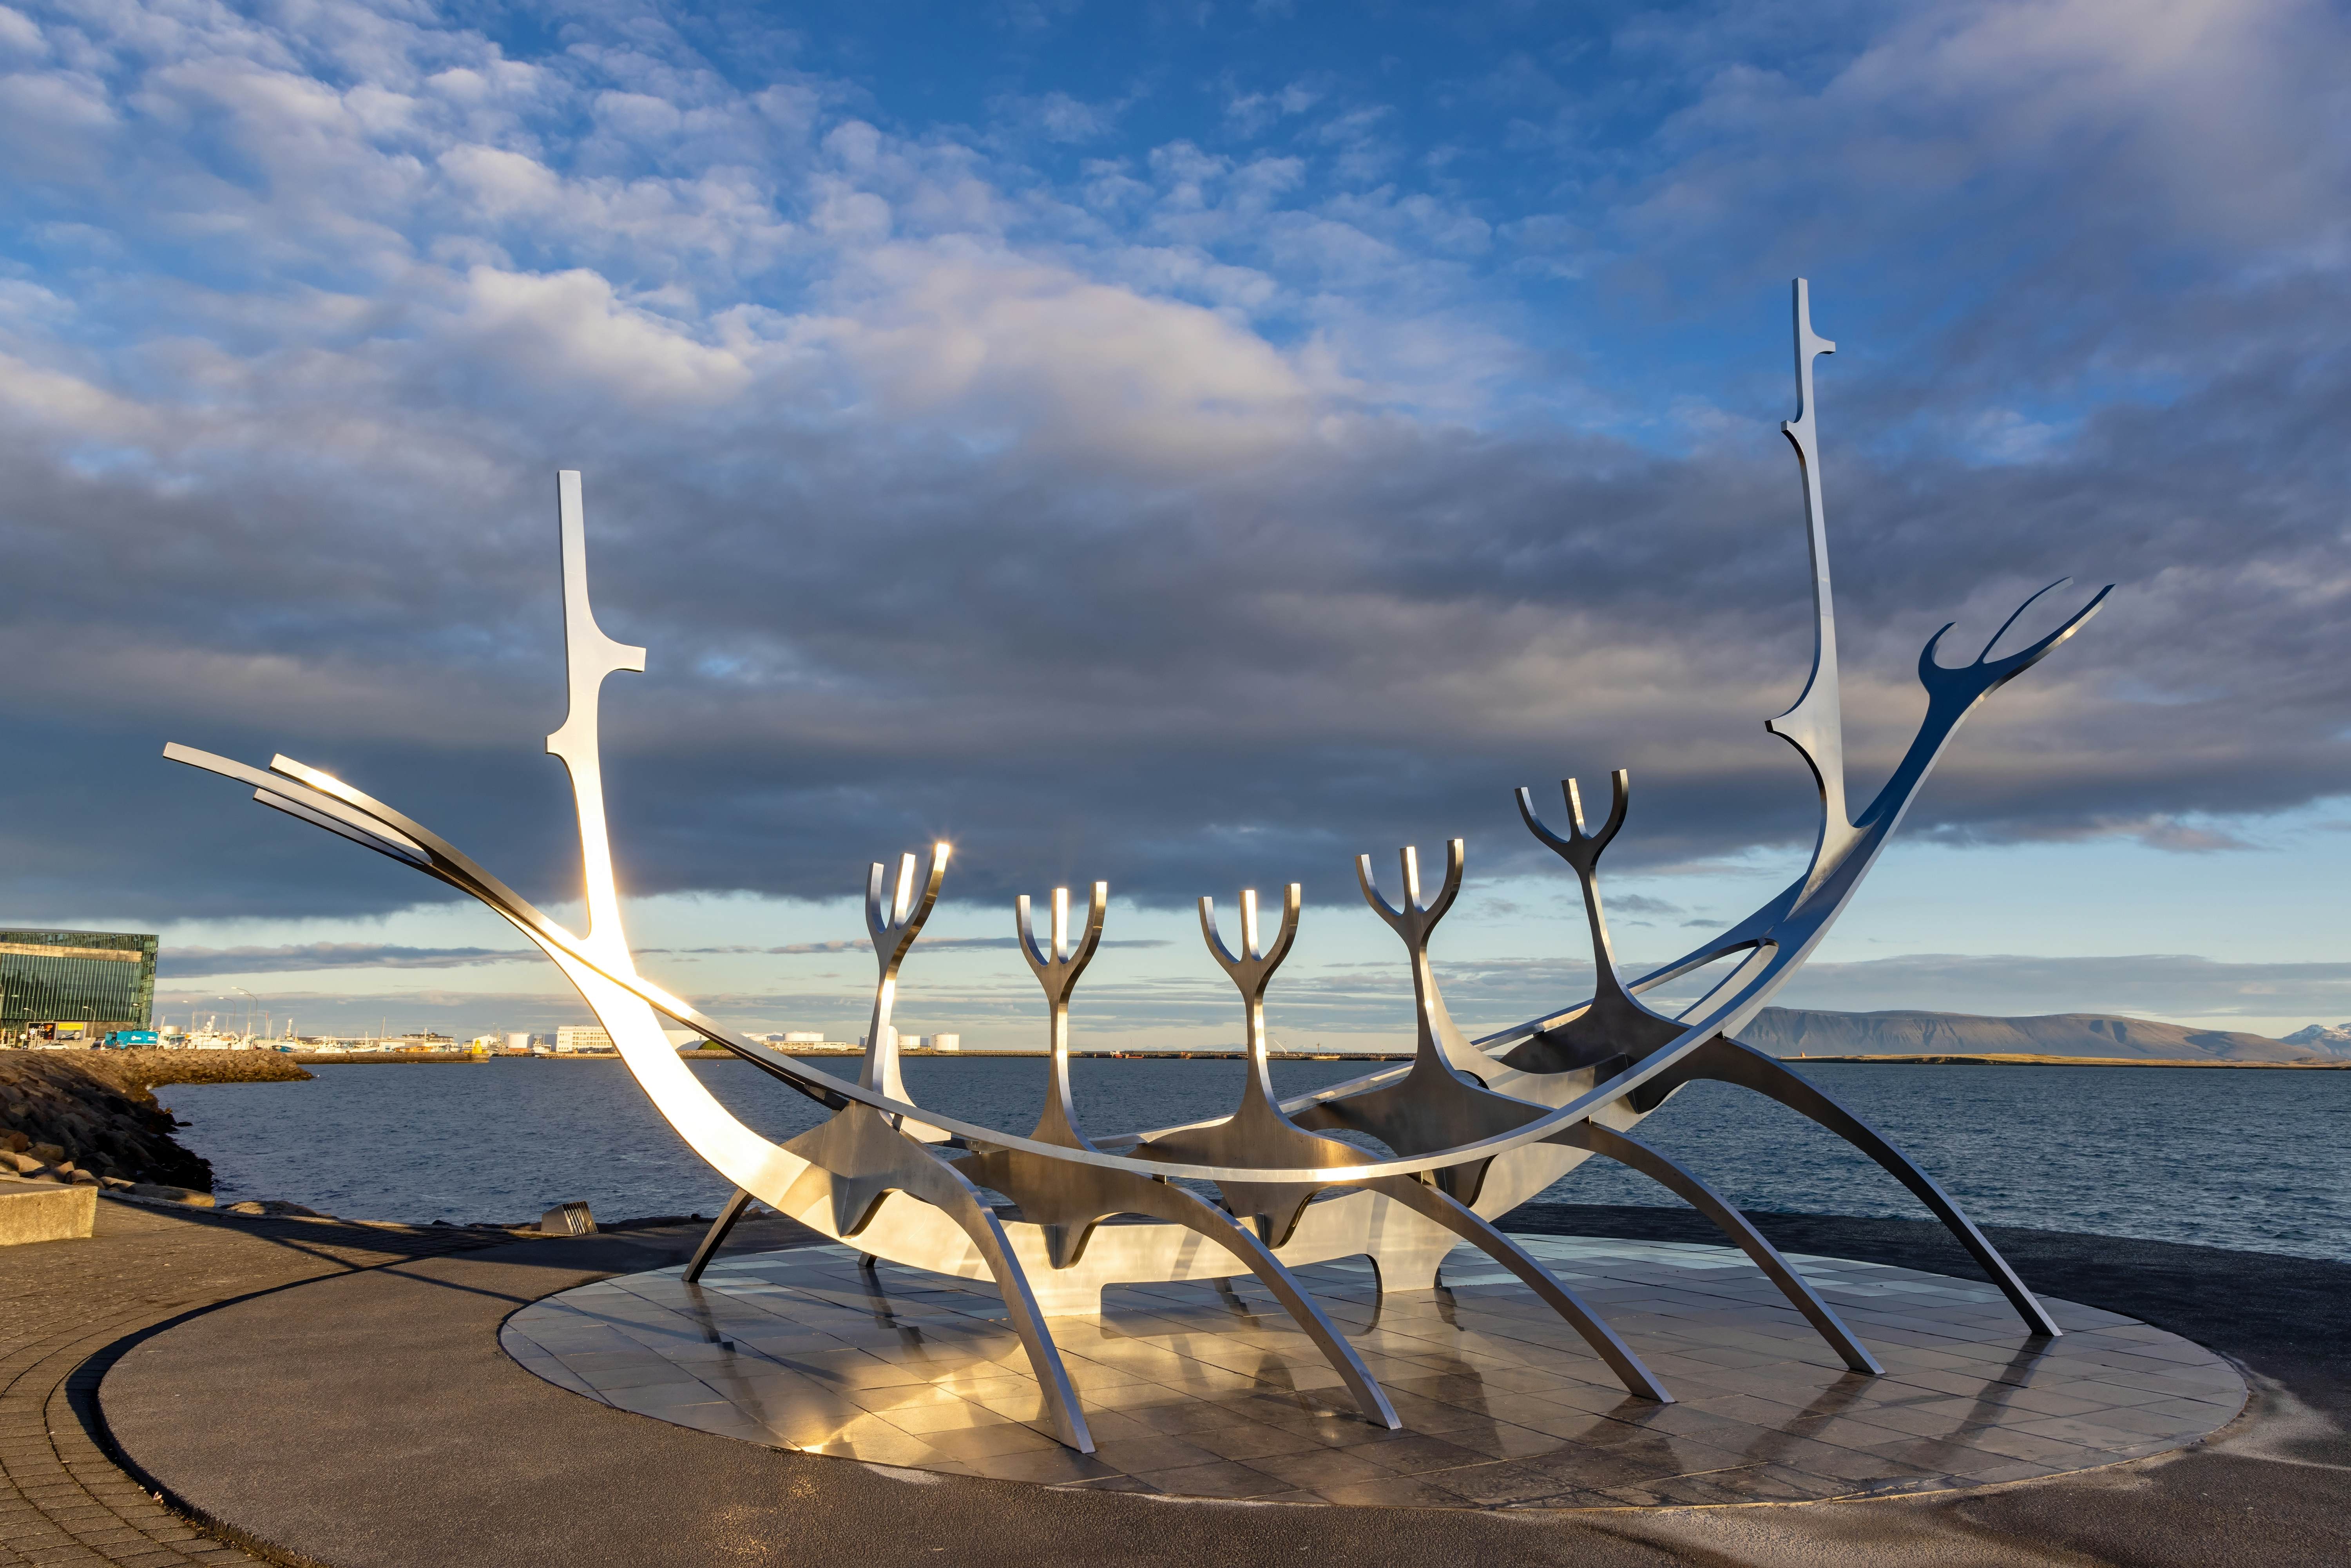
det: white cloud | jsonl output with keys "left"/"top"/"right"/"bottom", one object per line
{"left": 819, "top": 247, "right": 1318, "bottom": 466}
{"left": 441, "top": 264, "right": 760, "bottom": 404}
{"left": 1224, "top": 79, "right": 1322, "bottom": 137}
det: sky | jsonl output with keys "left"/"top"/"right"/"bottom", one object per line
{"left": 2, "top": 0, "right": 2348, "bottom": 1047}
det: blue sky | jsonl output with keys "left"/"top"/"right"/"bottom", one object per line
{"left": 3, "top": 0, "right": 2349, "bottom": 1044}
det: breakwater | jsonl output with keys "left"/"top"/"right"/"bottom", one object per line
{"left": 0, "top": 1049, "right": 297, "bottom": 1195}
{"left": 290, "top": 1052, "right": 489, "bottom": 1065}
{"left": 88, "top": 1048, "right": 315, "bottom": 1091}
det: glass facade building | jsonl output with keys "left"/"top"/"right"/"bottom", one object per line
{"left": 0, "top": 929, "right": 157, "bottom": 1032}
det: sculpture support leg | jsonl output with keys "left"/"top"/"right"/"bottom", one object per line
{"left": 1677, "top": 1039, "right": 2061, "bottom": 1338}
{"left": 931, "top": 1193, "right": 1097, "bottom": 1453}
{"left": 1360, "top": 1174, "right": 1673, "bottom": 1403}
{"left": 786, "top": 1106, "right": 1098, "bottom": 1451}
{"left": 1559, "top": 1124, "right": 1882, "bottom": 1374}
{"left": 682, "top": 1187, "right": 754, "bottom": 1284}
{"left": 960, "top": 1151, "right": 1400, "bottom": 1431}
{"left": 1112, "top": 1178, "right": 1399, "bottom": 1429}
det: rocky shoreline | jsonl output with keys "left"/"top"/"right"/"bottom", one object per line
{"left": 0, "top": 1049, "right": 312, "bottom": 1203}
{"left": 0, "top": 1049, "right": 703, "bottom": 1233}
{"left": 89, "top": 1048, "right": 317, "bottom": 1092}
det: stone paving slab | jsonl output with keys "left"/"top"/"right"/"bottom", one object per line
{"left": 502, "top": 1238, "right": 2242, "bottom": 1506}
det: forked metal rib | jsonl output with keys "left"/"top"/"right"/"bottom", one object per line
{"left": 860, "top": 844, "right": 951, "bottom": 1132}
{"left": 1017, "top": 882, "right": 1109, "bottom": 1151}
{"left": 1135, "top": 885, "right": 1363, "bottom": 1246}
{"left": 1185, "top": 862, "right": 1675, "bottom": 1404}
{"left": 958, "top": 881, "right": 1399, "bottom": 1430}
{"left": 1353, "top": 842, "right": 1492, "bottom": 1083}
{"left": 1506, "top": 773, "right": 1685, "bottom": 1074}
{"left": 1306, "top": 840, "right": 1565, "bottom": 1203}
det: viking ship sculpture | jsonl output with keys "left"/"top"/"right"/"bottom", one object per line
{"left": 167, "top": 282, "right": 2108, "bottom": 1454}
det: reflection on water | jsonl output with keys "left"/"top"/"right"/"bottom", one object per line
{"left": 160, "top": 1056, "right": 2351, "bottom": 1261}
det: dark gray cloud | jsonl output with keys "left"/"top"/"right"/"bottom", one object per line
{"left": 158, "top": 944, "right": 538, "bottom": 978}
{"left": 0, "top": 0, "right": 2344, "bottom": 936}
{"left": 54, "top": 349, "right": 2346, "bottom": 923}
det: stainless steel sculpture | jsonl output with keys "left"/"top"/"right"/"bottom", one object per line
{"left": 165, "top": 281, "right": 2105, "bottom": 1451}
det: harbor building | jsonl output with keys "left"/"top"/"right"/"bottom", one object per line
{"left": 0, "top": 928, "right": 157, "bottom": 1042}
{"left": 852, "top": 1028, "right": 960, "bottom": 1052}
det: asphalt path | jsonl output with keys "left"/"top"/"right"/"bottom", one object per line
{"left": 92, "top": 1205, "right": 2351, "bottom": 1568}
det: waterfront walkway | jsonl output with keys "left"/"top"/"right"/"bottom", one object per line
{"left": 7, "top": 1199, "right": 2348, "bottom": 1566}
{"left": 1, "top": 1200, "right": 520, "bottom": 1566}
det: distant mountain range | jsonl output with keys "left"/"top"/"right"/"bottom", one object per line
{"left": 1742, "top": 1009, "right": 2349, "bottom": 1063}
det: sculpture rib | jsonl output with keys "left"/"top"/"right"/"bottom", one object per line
{"left": 976, "top": 877, "right": 1391, "bottom": 1431}
{"left": 1555, "top": 1123, "right": 1882, "bottom": 1374}
{"left": 860, "top": 846, "right": 949, "bottom": 1123}
{"left": 1358, "top": 1173, "right": 1672, "bottom": 1401}
{"left": 1644, "top": 1038, "right": 2063, "bottom": 1338}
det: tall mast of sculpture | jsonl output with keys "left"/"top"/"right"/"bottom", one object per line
{"left": 544, "top": 471, "right": 647, "bottom": 960}
{"left": 1768, "top": 280, "right": 1862, "bottom": 887}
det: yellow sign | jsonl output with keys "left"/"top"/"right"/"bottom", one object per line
{"left": 0, "top": 941, "right": 141, "bottom": 963}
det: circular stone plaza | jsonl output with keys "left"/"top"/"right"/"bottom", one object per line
{"left": 7, "top": 1193, "right": 2344, "bottom": 1568}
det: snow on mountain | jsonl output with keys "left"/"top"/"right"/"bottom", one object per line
{"left": 1745, "top": 1009, "right": 2320, "bottom": 1062}
{"left": 2279, "top": 1023, "right": 2351, "bottom": 1056}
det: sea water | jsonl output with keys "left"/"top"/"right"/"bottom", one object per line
{"left": 158, "top": 1056, "right": 2351, "bottom": 1263}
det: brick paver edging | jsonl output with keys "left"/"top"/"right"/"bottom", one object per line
{"left": 3, "top": 1200, "right": 516, "bottom": 1567}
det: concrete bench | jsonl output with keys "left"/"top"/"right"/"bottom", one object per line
{"left": 0, "top": 1180, "right": 97, "bottom": 1245}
